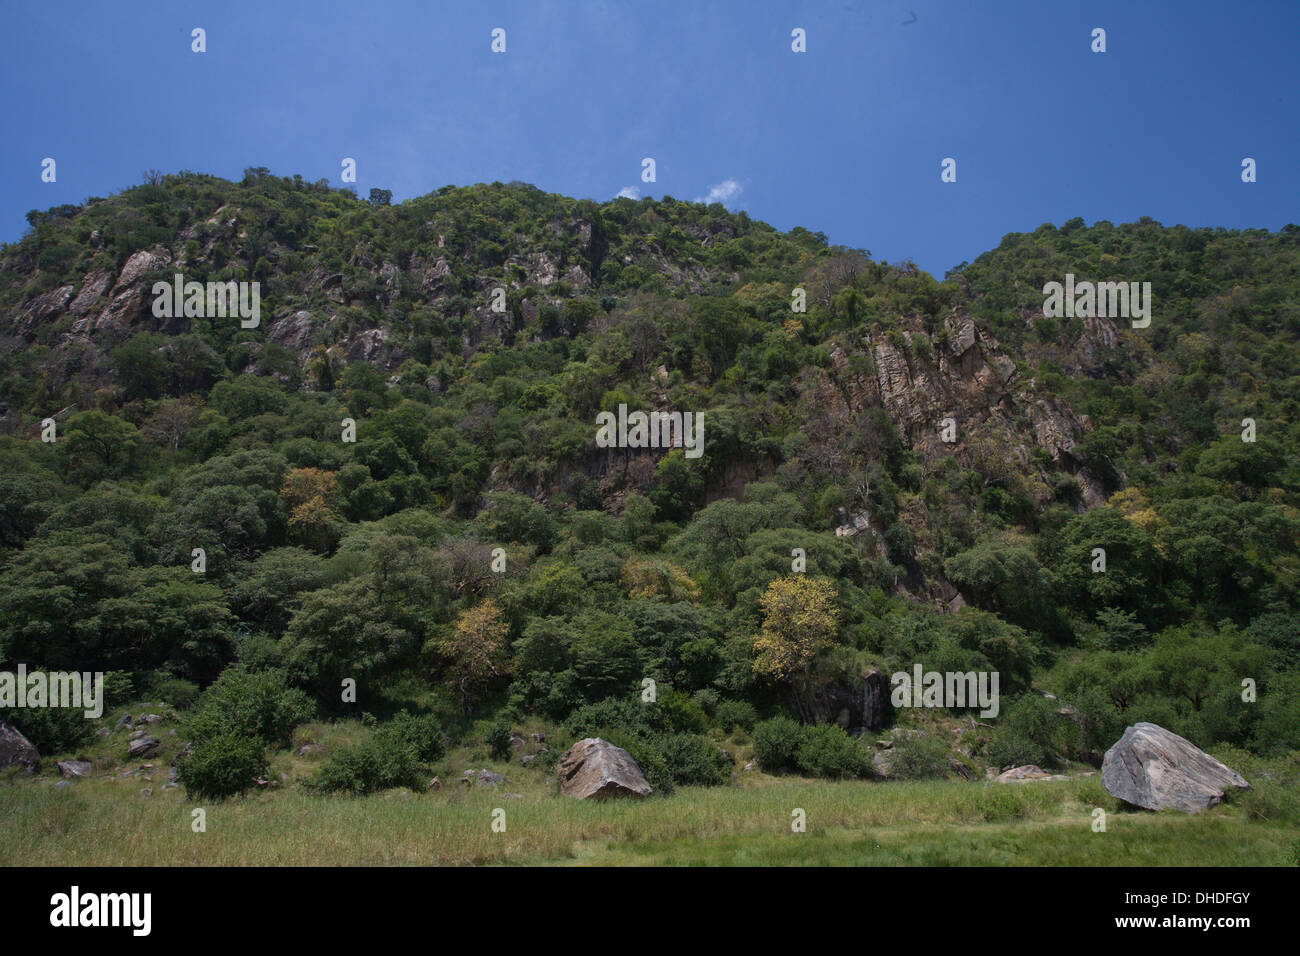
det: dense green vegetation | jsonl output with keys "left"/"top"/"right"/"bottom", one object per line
{"left": 1, "top": 170, "right": 1297, "bottom": 813}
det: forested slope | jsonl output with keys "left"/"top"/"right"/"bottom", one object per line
{"left": 1, "top": 170, "right": 1296, "bottom": 795}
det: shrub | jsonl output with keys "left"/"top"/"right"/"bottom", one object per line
{"left": 659, "top": 733, "right": 731, "bottom": 786}
{"left": 691, "top": 688, "right": 719, "bottom": 715}
{"left": 101, "top": 671, "right": 136, "bottom": 707}
{"left": 152, "top": 677, "right": 200, "bottom": 710}
{"left": 485, "top": 720, "right": 513, "bottom": 760}
{"left": 1208, "top": 746, "right": 1300, "bottom": 824}
{"left": 0, "top": 702, "right": 93, "bottom": 755}
{"left": 752, "top": 715, "right": 804, "bottom": 772}
{"left": 178, "top": 733, "right": 268, "bottom": 800}
{"left": 236, "top": 633, "right": 284, "bottom": 671}
{"left": 986, "top": 694, "right": 1060, "bottom": 768}
{"left": 796, "top": 724, "right": 871, "bottom": 778}
{"left": 307, "top": 729, "right": 424, "bottom": 795}
{"left": 652, "top": 687, "right": 708, "bottom": 734}
{"left": 186, "top": 666, "right": 314, "bottom": 746}
{"left": 887, "top": 733, "right": 951, "bottom": 780}
{"left": 0, "top": 670, "right": 130, "bottom": 752}
{"left": 308, "top": 714, "right": 446, "bottom": 795}
{"left": 564, "top": 697, "right": 651, "bottom": 739}
{"left": 986, "top": 731, "right": 1045, "bottom": 770}
{"left": 385, "top": 711, "right": 446, "bottom": 763}
{"left": 715, "top": 699, "right": 758, "bottom": 733}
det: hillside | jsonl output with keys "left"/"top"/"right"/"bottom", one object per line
{"left": 1, "top": 170, "right": 1298, "bottom": 811}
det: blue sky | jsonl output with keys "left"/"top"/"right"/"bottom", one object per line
{"left": 2, "top": 0, "right": 1296, "bottom": 276}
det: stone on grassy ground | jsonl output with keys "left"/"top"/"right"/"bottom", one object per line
{"left": 557, "top": 737, "right": 652, "bottom": 799}
{"left": 996, "top": 765, "right": 1068, "bottom": 782}
{"left": 1101, "top": 722, "right": 1249, "bottom": 813}
{"left": 57, "top": 760, "right": 93, "bottom": 778}
{"left": 127, "top": 736, "right": 160, "bottom": 760}
{"left": 0, "top": 722, "right": 39, "bottom": 773}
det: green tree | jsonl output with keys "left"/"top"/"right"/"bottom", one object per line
{"left": 281, "top": 578, "right": 418, "bottom": 696}
{"left": 62, "top": 410, "right": 141, "bottom": 485}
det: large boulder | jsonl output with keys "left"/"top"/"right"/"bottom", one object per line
{"left": 557, "top": 738, "right": 652, "bottom": 799}
{"left": 0, "top": 721, "right": 39, "bottom": 773}
{"left": 1101, "top": 722, "right": 1249, "bottom": 813}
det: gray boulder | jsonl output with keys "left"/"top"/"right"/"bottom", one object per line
{"left": 557, "top": 738, "right": 652, "bottom": 799}
{"left": 1102, "top": 722, "right": 1249, "bottom": 813}
{"left": 477, "top": 770, "right": 505, "bottom": 787}
{"left": 128, "top": 736, "right": 161, "bottom": 760}
{"left": 0, "top": 721, "right": 39, "bottom": 773}
{"left": 57, "top": 760, "right": 93, "bottom": 779}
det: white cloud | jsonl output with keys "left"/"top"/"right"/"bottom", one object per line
{"left": 615, "top": 185, "right": 641, "bottom": 199}
{"left": 695, "top": 178, "right": 743, "bottom": 205}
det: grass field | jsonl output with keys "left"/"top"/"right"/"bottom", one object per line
{"left": 3, "top": 767, "right": 1295, "bottom": 866}
{"left": 4, "top": 707, "right": 1296, "bottom": 867}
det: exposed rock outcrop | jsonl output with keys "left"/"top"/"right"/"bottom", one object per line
{"left": 809, "top": 310, "right": 1089, "bottom": 513}
{"left": 344, "top": 327, "right": 405, "bottom": 367}
{"left": 784, "top": 669, "right": 890, "bottom": 733}
{"left": 11, "top": 285, "right": 74, "bottom": 336}
{"left": 268, "top": 310, "right": 317, "bottom": 352}
{"left": 69, "top": 270, "right": 113, "bottom": 316}
{"left": 112, "top": 247, "right": 171, "bottom": 295}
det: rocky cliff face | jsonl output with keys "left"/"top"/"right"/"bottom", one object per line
{"left": 782, "top": 669, "right": 891, "bottom": 734}
{"left": 5, "top": 238, "right": 593, "bottom": 389}
{"left": 806, "top": 310, "right": 1106, "bottom": 515}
